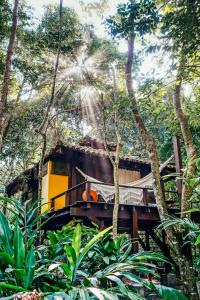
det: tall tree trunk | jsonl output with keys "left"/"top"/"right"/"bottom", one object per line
{"left": 173, "top": 81, "right": 197, "bottom": 215}
{"left": 0, "top": 0, "right": 19, "bottom": 150}
{"left": 112, "top": 131, "right": 121, "bottom": 239}
{"left": 125, "top": 36, "right": 167, "bottom": 220}
{"left": 125, "top": 37, "right": 199, "bottom": 299}
{"left": 36, "top": 0, "right": 63, "bottom": 199}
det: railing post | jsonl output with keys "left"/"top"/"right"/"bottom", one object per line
{"left": 143, "top": 188, "right": 148, "bottom": 206}
{"left": 65, "top": 192, "right": 68, "bottom": 206}
{"left": 51, "top": 198, "right": 55, "bottom": 212}
{"left": 86, "top": 181, "right": 91, "bottom": 201}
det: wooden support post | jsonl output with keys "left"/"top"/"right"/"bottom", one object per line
{"left": 132, "top": 208, "right": 139, "bottom": 253}
{"left": 173, "top": 136, "right": 183, "bottom": 206}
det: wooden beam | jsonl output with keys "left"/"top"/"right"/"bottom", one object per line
{"left": 70, "top": 206, "right": 130, "bottom": 219}
{"left": 173, "top": 136, "right": 183, "bottom": 204}
{"left": 70, "top": 205, "right": 162, "bottom": 222}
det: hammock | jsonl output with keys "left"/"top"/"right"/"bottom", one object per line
{"left": 76, "top": 155, "right": 173, "bottom": 205}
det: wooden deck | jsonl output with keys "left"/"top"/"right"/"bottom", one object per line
{"left": 42, "top": 178, "right": 200, "bottom": 258}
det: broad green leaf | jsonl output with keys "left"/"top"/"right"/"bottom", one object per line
{"left": 107, "top": 275, "right": 128, "bottom": 295}
{"left": 77, "top": 227, "right": 112, "bottom": 268}
{"left": 14, "top": 223, "right": 25, "bottom": 269}
{"left": 0, "top": 251, "right": 14, "bottom": 266}
{"left": 102, "top": 256, "right": 109, "bottom": 264}
{"left": 64, "top": 245, "right": 77, "bottom": 268}
{"left": 48, "top": 232, "right": 58, "bottom": 249}
{"left": 60, "top": 263, "right": 72, "bottom": 281}
{"left": 27, "top": 205, "right": 42, "bottom": 224}
{"left": 156, "top": 285, "right": 189, "bottom": 300}
{"left": 72, "top": 223, "right": 82, "bottom": 258}
{"left": 121, "top": 271, "right": 152, "bottom": 289}
{"left": 79, "top": 287, "right": 90, "bottom": 300}
{"left": 48, "top": 263, "right": 61, "bottom": 272}
{"left": 0, "top": 282, "right": 28, "bottom": 292}
{"left": 73, "top": 226, "right": 112, "bottom": 283}
{"left": 0, "top": 211, "right": 13, "bottom": 255}
{"left": 23, "top": 248, "right": 36, "bottom": 288}
{"left": 15, "top": 268, "right": 26, "bottom": 279}
{"left": 195, "top": 234, "right": 200, "bottom": 246}
{"left": 182, "top": 208, "right": 200, "bottom": 214}
{"left": 87, "top": 287, "right": 118, "bottom": 300}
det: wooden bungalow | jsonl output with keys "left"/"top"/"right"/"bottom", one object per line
{"left": 6, "top": 136, "right": 182, "bottom": 255}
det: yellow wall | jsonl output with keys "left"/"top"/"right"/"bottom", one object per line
{"left": 41, "top": 161, "right": 68, "bottom": 213}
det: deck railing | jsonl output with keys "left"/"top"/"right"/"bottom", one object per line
{"left": 51, "top": 180, "right": 179, "bottom": 211}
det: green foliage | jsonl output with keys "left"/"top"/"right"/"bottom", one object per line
{"left": 0, "top": 0, "right": 11, "bottom": 42}
{"left": 0, "top": 197, "right": 53, "bottom": 294}
{"left": 37, "top": 5, "right": 82, "bottom": 53}
{"left": 161, "top": 0, "right": 200, "bottom": 57}
{"left": 0, "top": 198, "right": 189, "bottom": 299}
{"left": 105, "top": 0, "right": 159, "bottom": 38}
{"left": 0, "top": 211, "right": 36, "bottom": 290}
{"left": 155, "top": 284, "right": 189, "bottom": 300}
{"left": 159, "top": 213, "right": 200, "bottom": 275}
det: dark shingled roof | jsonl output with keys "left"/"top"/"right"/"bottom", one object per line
{"left": 62, "top": 144, "right": 150, "bottom": 165}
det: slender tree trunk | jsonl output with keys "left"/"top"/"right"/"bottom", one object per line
{"left": 103, "top": 128, "right": 121, "bottom": 239}
{"left": 125, "top": 36, "right": 167, "bottom": 220}
{"left": 173, "top": 81, "right": 197, "bottom": 215}
{"left": 0, "top": 0, "right": 19, "bottom": 150}
{"left": 113, "top": 162, "right": 120, "bottom": 239}
{"left": 38, "top": 133, "right": 47, "bottom": 199}
{"left": 125, "top": 37, "right": 199, "bottom": 299}
{"left": 102, "top": 65, "right": 121, "bottom": 239}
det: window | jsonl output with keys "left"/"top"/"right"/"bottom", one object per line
{"left": 119, "top": 168, "right": 140, "bottom": 184}
{"left": 51, "top": 161, "right": 69, "bottom": 176}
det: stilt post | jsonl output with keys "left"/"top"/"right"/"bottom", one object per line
{"left": 132, "top": 208, "right": 139, "bottom": 253}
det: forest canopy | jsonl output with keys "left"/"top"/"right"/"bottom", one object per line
{"left": 0, "top": 0, "right": 199, "bottom": 186}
